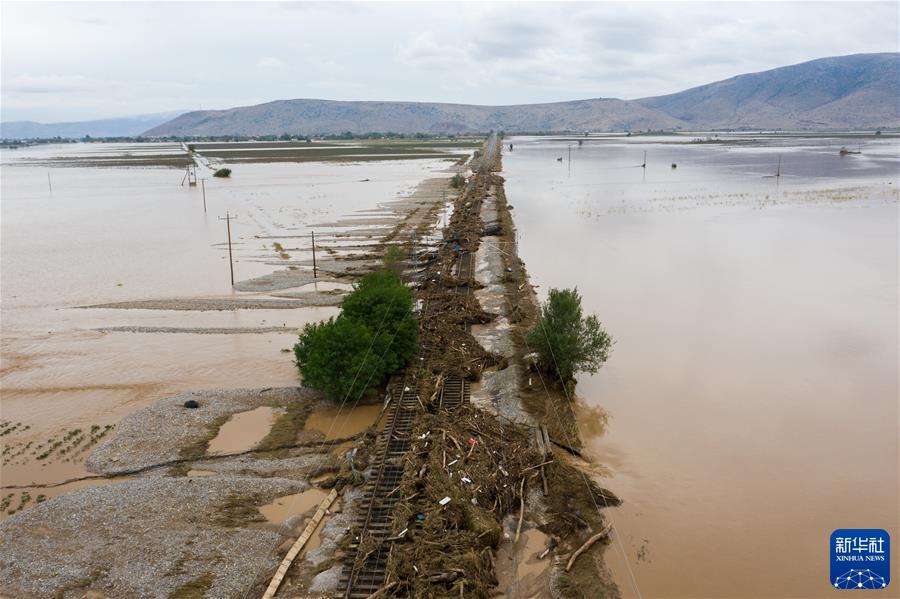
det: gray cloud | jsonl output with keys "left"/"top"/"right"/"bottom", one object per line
{"left": 1, "top": 1, "right": 897, "bottom": 121}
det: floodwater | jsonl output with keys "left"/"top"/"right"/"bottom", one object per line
{"left": 206, "top": 406, "right": 283, "bottom": 454}
{"left": 258, "top": 487, "right": 327, "bottom": 525}
{"left": 1, "top": 142, "right": 455, "bottom": 509}
{"left": 503, "top": 134, "right": 899, "bottom": 598}
{"left": 304, "top": 402, "right": 384, "bottom": 440}
{"left": 494, "top": 526, "right": 552, "bottom": 598}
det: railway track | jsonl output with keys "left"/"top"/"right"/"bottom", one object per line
{"left": 340, "top": 374, "right": 470, "bottom": 597}
{"left": 456, "top": 249, "right": 474, "bottom": 281}
{"left": 341, "top": 135, "right": 494, "bottom": 597}
{"left": 438, "top": 374, "right": 470, "bottom": 411}
{"left": 341, "top": 382, "right": 418, "bottom": 598}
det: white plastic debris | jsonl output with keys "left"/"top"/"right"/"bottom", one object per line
{"left": 439, "top": 496, "right": 451, "bottom": 506}
{"left": 447, "top": 459, "right": 458, "bottom": 467}
{"left": 461, "top": 476, "right": 472, "bottom": 483}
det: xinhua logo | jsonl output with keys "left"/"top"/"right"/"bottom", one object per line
{"left": 830, "top": 529, "right": 890, "bottom": 590}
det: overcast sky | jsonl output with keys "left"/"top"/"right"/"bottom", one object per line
{"left": 2, "top": 1, "right": 897, "bottom": 122}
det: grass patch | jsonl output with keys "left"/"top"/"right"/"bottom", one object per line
{"left": 213, "top": 493, "right": 265, "bottom": 528}
{"left": 168, "top": 572, "right": 214, "bottom": 599}
{"left": 256, "top": 402, "right": 311, "bottom": 458}
{"left": 168, "top": 415, "right": 229, "bottom": 476}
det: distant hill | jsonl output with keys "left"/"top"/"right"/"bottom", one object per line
{"left": 11, "top": 54, "right": 896, "bottom": 139}
{"left": 0, "top": 111, "right": 186, "bottom": 139}
{"left": 638, "top": 53, "right": 899, "bottom": 130}
{"left": 144, "top": 98, "right": 683, "bottom": 137}
{"left": 145, "top": 54, "right": 898, "bottom": 136}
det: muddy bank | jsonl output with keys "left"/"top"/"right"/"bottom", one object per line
{"left": 94, "top": 325, "right": 299, "bottom": 334}
{"left": 0, "top": 385, "right": 382, "bottom": 599}
{"left": 87, "top": 387, "right": 318, "bottom": 475}
{"left": 79, "top": 297, "right": 337, "bottom": 311}
{"left": 0, "top": 475, "right": 308, "bottom": 599}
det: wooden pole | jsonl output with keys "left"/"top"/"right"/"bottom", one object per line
{"left": 218, "top": 211, "right": 237, "bottom": 286}
{"left": 311, "top": 231, "right": 317, "bottom": 278}
{"left": 201, "top": 179, "right": 206, "bottom": 213}
{"left": 47, "top": 172, "right": 52, "bottom": 192}
{"left": 514, "top": 477, "right": 526, "bottom": 543}
{"left": 262, "top": 488, "right": 338, "bottom": 599}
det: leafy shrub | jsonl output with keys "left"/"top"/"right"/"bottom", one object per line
{"left": 526, "top": 288, "right": 612, "bottom": 387}
{"left": 382, "top": 245, "right": 406, "bottom": 276}
{"left": 213, "top": 168, "right": 232, "bottom": 178}
{"left": 450, "top": 173, "right": 466, "bottom": 188}
{"left": 294, "top": 270, "right": 417, "bottom": 401}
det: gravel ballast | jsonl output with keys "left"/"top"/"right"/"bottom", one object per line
{"left": 86, "top": 387, "right": 318, "bottom": 476}
{"left": 0, "top": 475, "right": 307, "bottom": 599}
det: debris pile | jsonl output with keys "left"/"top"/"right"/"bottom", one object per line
{"left": 385, "top": 403, "right": 542, "bottom": 597}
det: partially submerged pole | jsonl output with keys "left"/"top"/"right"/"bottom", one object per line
{"left": 311, "top": 231, "right": 317, "bottom": 278}
{"left": 218, "top": 211, "right": 237, "bottom": 286}
{"left": 201, "top": 179, "right": 207, "bottom": 213}
{"left": 47, "top": 172, "right": 52, "bottom": 192}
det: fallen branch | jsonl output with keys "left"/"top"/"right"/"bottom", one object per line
{"left": 565, "top": 523, "right": 613, "bottom": 572}
{"left": 514, "top": 477, "right": 526, "bottom": 543}
{"left": 549, "top": 438, "right": 586, "bottom": 459}
{"left": 365, "top": 581, "right": 398, "bottom": 599}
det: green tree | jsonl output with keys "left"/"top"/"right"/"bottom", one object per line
{"left": 294, "top": 317, "right": 382, "bottom": 401}
{"left": 293, "top": 269, "right": 417, "bottom": 401}
{"left": 526, "top": 288, "right": 612, "bottom": 387}
{"left": 382, "top": 245, "right": 406, "bottom": 276}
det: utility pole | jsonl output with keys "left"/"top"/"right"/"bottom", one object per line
{"left": 311, "top": 231, "right": 317, "bottom": 278}
{"left": 568, "top": 143, "right": 572, "bottom": 175}
{"left": 218, "top": 211, "right": 237, "bottom": 286}
{"left": 47, "top": 172, "right": 52, "bottom": 192}
{"left": 201, "top": 179, "right": 207, "bottom": 213}
{"left": 642, "top": 150, "right": 647, "bottom": 168}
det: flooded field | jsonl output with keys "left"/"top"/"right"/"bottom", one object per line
{"left": 1, "top": 142, "right": 462, "bottom": 514}
{"left": 503, "top": 134, "right": 899, "bottom": 598}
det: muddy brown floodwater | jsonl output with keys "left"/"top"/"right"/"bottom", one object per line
{"left": 207, "top": 406, "right": 283, "bottom": 454}
{"left": 504, "top": 134, "right": 899, "bottom": 598}
{"left": 1, "top": 143, "right": 458, "bottom": 518}
{"left": 304, "top": 402, "right": 384, "bottom": 440}
{"left": 258, "top": 488, "right": 327, "bottom": 525}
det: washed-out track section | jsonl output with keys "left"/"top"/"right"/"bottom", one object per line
{"left": 341, "top": 376, "right": 469, "bottom": 598}
{"left": 438, "top": 374, "right": 470, "bottom": 411}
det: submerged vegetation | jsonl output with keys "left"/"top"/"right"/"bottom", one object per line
{"left": 294, "top": 269, "right": 417, "bottom": 401}
{"left": 450, "top": 173, "right": 466, "bottom": 188}
{"left": 212, "top": 167, "right": 231, "bottom": 178}
{"left": 527, "top": 287, "right": 613, "bottom": 389}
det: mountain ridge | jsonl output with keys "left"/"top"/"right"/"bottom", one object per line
{"left": 4, "top": 54, "right": 897, "bottom": 139}
{"left": 0, "top": 111, "right": 185, "bottom": 140}
{"left": 637, "top": 53, "right": 899, "bottom": 130}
